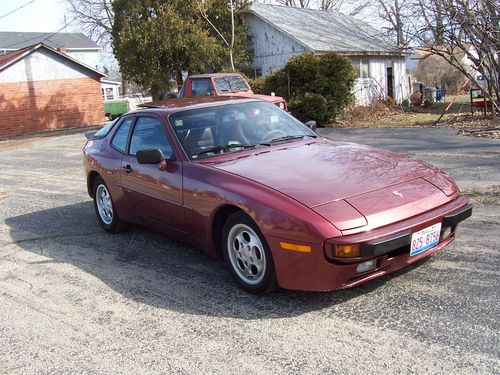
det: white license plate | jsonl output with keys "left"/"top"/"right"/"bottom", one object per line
{"left": 410, "top": 223, "right": 442, "bottom": 256}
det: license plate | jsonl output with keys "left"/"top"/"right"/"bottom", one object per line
{"left": 410, "top": 223, "right": 442, "bottom": 256}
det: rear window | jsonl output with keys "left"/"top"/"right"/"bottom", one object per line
{"left": 192, "top": 79, "right": 215, "bottom": 97}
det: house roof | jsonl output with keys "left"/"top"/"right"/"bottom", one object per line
{"left": 0, "top": 45, "right": 33, "bottom": 69}
{"left": 0, "top": 43, "right": 105, "bottom": 77}
{"left": 248, "top": 4, "right": 403, "bottom": 56}
{"left": 0, "top": 32, "right": 99, "bottom": 51}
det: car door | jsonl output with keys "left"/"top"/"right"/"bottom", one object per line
{"left": 120, "top": 115, "right": 185, "bottom": 231}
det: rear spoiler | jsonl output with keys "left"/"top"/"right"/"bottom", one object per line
{"left": 85, "top": 130, "right": 98, "bottom": 140}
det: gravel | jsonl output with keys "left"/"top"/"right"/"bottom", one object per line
{"left": 0, "top": 130, "right": 498, "bottom": 374}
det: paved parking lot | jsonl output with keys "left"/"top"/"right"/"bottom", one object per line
{"left": 0, "top": 129, "right": 498, "bottom": 374}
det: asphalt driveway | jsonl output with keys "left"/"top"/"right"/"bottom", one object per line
{"left": 0, "top": 128, "right": 498, "bottom": 374}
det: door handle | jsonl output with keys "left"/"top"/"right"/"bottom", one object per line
{"left": 121, "top": 164, "right": 133, "bottom": 174}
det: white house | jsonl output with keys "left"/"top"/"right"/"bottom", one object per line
{"left": 101, "top": 79, "right": 121, "bottom": 100}
{"left": 0, "top": 32, "right": 101, "bottom": 69}
{"left": 246, "top": 4, "right": 410, "bottom": 104}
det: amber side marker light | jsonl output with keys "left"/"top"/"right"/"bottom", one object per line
{"left": 280, "top": 242, "right": 312, "bottom": 253}
{"left": 333, "top": 244, "right": 360, "bottom": 257}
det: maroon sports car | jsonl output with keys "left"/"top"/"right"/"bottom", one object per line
{"left": 83, "top": 97, "right": 472, "bottom": 293}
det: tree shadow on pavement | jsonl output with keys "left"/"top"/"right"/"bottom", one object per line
{"left": 5, "top": 201, "right": 424, "bottom": 320}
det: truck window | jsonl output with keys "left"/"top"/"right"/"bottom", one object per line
{"left": 192, "top": 79, "right": 215, "bottom": 97}
{"left": 214, "top": 76, "right": 249, "bottom": 93}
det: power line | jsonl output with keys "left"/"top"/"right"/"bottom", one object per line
{"left": 0, "top": 0, "right": 39, "bottom": 20}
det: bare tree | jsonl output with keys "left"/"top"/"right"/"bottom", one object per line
{"left": 273, "top": 0, "right": 369, "bottom": 16}
{"left": 410, "top": 0, "right": 500, "bottom": 111}
{"left": 66, "top": 0, "right": 113, "bottom": 46}
{"left": 376, "top": 0, "right": 408, "bottom": 46}
{"left": 198, "top": 0, "right": 236, "bottom": 71}
{"left": 320, "top": 0, "right": 369, "bottom": 16}
{"left": 276, "top": 0, "right": 312, "bottom": 7}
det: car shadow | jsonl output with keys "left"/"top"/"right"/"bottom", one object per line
{"left": 5, "top": 201, "right": 425, "bottom": 319}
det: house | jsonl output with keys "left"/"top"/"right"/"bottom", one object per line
{"left": 0, "top": 43, "right": 105, "bottom": 138}
{"left": 0, "top": 31, "right": 100, "bottom": 70}
{"left": 246, "top": 4, "right": 410, "bottom": 104}
{"left": 101, "top": 79, "right": 121, "bottom": 101}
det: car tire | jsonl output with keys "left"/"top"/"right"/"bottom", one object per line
{"left": 222, "top": 211, "right": 277, "bottom": 294}
{"left": 92, "top": 176, "right": 126, "bottom": 233}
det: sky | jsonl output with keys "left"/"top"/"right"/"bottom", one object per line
{"left": 0, "top": 0, "right": 68, "bottom": 32}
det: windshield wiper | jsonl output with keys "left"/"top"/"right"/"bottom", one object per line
{"left": 193, "top": 143, "right": 261, "bottom": 158}
{"left": 262, "top": 134, "right": 316, "bottom": 145}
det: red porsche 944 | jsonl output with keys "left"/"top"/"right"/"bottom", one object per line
{"left": 83, "top": 97, "right": 472, "bottom": 293}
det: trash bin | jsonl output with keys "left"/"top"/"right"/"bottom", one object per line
{"left": 436, "top": 89, "right": 444, "bottom": 102}
{"left": 424, "top": 87, "right": 437, "bottom": 103}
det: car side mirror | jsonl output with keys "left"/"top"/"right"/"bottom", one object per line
{"left": 136, "top": 149, "right": 165, "bottom": 164}
{"left": 305, "top": 120, "right": 317, "bottom": 132}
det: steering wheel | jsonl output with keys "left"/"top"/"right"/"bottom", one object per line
{"left": 263, "top": 129, "right": 287, "bottom": 142}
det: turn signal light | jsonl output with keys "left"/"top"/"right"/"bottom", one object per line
{"left": 280, "top": 242, "right": 312, "bottom": 253}
{"left": 333, "top": 244, "right": 360, "bottom": 257}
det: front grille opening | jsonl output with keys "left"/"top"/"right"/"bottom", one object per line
{"left": 387, "top": 244, "right": 410, "bottom": 259}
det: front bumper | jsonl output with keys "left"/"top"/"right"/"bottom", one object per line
{"left": 269, "top": 197, "right": 472, "bottom": 292}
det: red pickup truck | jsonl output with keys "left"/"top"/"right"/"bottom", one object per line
{"left": 178, "top": 73, "right": 287, "bottom": 110}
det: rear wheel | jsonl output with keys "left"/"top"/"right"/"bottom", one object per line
{"left": 92, "top": 176, "right": 125, "bottom": 233}
{"left": 222, "top": 212, "right": 277, "bottom": 294}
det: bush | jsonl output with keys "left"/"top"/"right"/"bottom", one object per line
{"left": 288, "top": 93, "right": 329, "bottom": 124}
{"left": 247, "top": 76, "right": 266, "bottom": 94}
{"left": 264, "top": 52, "right": 356, "bottom": 124}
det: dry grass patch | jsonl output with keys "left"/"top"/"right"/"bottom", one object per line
{"left": 332, "top": 100, "right": 499, "bottom": 133}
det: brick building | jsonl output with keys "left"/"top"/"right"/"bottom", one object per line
{"left": 0, "top": 43, "right": 105, "bottom": 139}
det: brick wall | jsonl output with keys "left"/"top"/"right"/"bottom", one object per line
{"left": 0, "top": 77, "right": 105, "bottom": 139}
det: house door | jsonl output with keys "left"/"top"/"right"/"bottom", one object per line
{"left": 387, "top": 67, "right": 394, "bottom": 99}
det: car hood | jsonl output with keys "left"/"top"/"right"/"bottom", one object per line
{"left": 207, "top": 140, "right": 457, "bottom": 230}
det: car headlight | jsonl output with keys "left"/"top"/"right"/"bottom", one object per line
{"left": 278, "top": 102, "right": 285, "bottom": 110}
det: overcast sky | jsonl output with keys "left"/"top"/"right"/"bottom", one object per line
{"left": 0, "top": 0, "right": 68, "bottom": 32}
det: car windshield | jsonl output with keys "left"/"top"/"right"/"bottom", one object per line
{"left": 168, "top": 101, "right": 316, "bottom": 160}
{"left": 214, "top": 76, "right": 249, "bottom": 93}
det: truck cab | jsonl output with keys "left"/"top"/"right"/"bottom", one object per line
{"left": 178, "top": 73, "right": 287, "bottom": 110}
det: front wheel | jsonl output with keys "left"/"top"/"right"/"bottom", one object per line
{"left": 92, "top": 176, "right": 126, "bottom": 233}
{"left": 222, "top": 212, "right": 277, "bottom": 294}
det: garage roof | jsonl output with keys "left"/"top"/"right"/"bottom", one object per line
{"left": 248, "top": 4, "right": 403, "bottom": 56}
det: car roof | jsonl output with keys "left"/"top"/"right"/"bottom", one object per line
{"left": 187, "top": 73, "right": 242, "bottom": 79}
{"left": 135, "top": 96, "right": 263, "bottom": 115}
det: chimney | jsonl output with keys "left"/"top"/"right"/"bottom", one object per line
{"left": 56, "top": 46, "right": 67, "bottom": 55}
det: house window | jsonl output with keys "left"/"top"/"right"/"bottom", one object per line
{"left": 252, "top": 67, "right": 262, "bottom": 79}
{"left": 105, "top": 87, "right": 114, "bottom": 100}
{"left": 360, "top": 59, "right": 370, "bottom": 79}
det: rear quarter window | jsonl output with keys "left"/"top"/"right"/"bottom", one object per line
{"left": 111, "top": 118, "right": 134, "bottom": 153}
{"left": 93, "top": 119, "right": 117, "bottom": 138}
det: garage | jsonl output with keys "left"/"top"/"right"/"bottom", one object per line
{"left": 0, "top": 43, "right": 105, "bottom": 138}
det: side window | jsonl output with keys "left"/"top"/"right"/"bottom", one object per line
{"left": 360, "top": 59, "right": 370, "bottom": 79}
{"left": 191, "top": 79, "right": 214, "bottom": 97}
{"left": 111, "top": 117, "right": 134, "bottom": 153}
{"left": 129, "top": 117, "right": 173, "bottom": 159}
